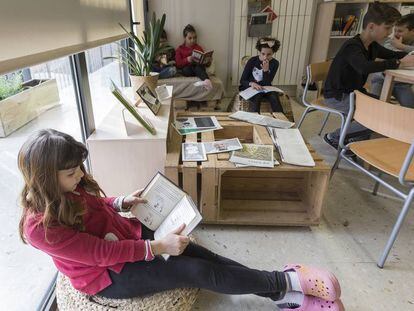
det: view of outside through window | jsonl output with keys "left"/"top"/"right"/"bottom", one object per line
{"left": 0, "top": 40, "right": 126, "bottom": 310}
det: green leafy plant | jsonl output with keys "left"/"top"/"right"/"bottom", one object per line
{"left": 0, "top": 74, "right": 23, "bottom": 100}
{"left": 107, "top": 13, "right": 168, "bottom": 76}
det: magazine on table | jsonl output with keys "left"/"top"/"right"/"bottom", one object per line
{"left": 136, "top": 82, "right": 161, "bottom": 115}
{"left": 110, "top": 80, "right": 156, "bottom": 135}
{"left": 203, "top": 138, "right": 242, "bottom": 154}
{"left": 229, "top": 144, "right": 274, "bottom": 168}
{"left": 229, "top": 110, "right": 294, "bottom": 129}
{"left": 182, "top": 142, "right": 207, "bottom": 161}
{"left": 131, "top": 172, "right": 202, "bottom": 259}
{"left": 174, "top": 116, "right": 222, "bottom": 135}
{"left": 269, "top": 128, "right": 315, "bottom": 167}
{"left": 191, "top": 49, "right": 214, "bottom": 66}
{"left": 239, "top": 86, "right": 284, "bottom": 100}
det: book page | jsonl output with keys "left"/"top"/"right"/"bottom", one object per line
{"left": 154, "top": 196, "right": 202, "bottom": 241}
{"left": 131, "top": 174, "right": 186, "bottom": 231}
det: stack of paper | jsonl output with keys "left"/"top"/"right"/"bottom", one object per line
{"left": 269, "top": 128, "right": 315, "bottom": 167}
{"left": 229, "top": 144, "right": 275, "bottom": 168}
{"left": 229, "top": 111, "right": 294, "bottom": 129}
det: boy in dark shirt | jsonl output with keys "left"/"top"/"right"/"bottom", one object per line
{"left": 323, "top": 2, "right": 414, "bottom": 148}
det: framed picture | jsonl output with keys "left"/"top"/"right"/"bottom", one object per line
{"left": 136, "top": 82, "right": 161, "bottom": 115}
{"left": 110, "top": 80, "right": 156, "bottom": 135}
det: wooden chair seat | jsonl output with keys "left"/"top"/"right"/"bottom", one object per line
{"left": 349, "top": 138, "right": 414, "bottom": 181}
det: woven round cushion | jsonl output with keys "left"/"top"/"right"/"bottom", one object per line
{"left": 56, "top": 273, "right": 199, "bottom": 311}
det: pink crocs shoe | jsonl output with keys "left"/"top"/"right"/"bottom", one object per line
{"left": 278, "top": 295, "right": 345, "bottom": 311}
{"left": 284, "top": 264, "right": 341, "bottom": 301}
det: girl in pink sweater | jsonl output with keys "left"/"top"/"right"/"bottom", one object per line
{"left": 19, "top": 129, "right": 344, "bottom": 311}
{"left": 175, "top": 24, "right": 213, "bottom": 90}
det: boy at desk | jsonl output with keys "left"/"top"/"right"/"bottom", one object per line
{"left": 323, "top": 2, "right": 414, "bottom": 149}
{"left": 370, "top": 13, "right": 414, "bottom": 108}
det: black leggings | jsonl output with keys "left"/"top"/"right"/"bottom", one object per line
{"left": 249, "top": 92, "right": 283, "bottom": 113}
{"left": 182, "top": 64, "right": 209, "bottom": 81}
{"left": 98, "top": 226, "right": 287, "bottom": 300}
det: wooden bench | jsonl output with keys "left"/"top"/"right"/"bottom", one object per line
{"left": 165, "top": 112, "right": 331, "bottom": 226}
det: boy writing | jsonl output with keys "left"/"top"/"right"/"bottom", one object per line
{"left": 323, "top": 3, "right": 414, "bottom": 149}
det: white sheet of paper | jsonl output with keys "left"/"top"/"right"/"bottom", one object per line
{"left": 272, "top": 128, "right": 315, "bottom": 167}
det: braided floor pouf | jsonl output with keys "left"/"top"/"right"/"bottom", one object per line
{"left": 56, "top": 273, "right": 199, "bottom": 311}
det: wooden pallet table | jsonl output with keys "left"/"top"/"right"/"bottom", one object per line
{"left": 165, "top": 112, "right": 331, "bottom": 226}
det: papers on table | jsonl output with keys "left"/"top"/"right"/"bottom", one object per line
{"left": 174, "top": 116, "right": 222, "bottom": 135}
{"left": 203, "top": 138, "right": 242, "bottom": 154}
{"left": 268, "top": 128, "right": 315, "bottom": 167}
{"left": 229, "top": 144, "right": 275, "bottom": 168}
{"left": 239, "top": 86, "right": 285, "bottom": 100}
{"left": 229, "top": 111, "right": 294, "bottom": 129}
{"left": 182, "top": 143, "right": 207, "bottom": 162}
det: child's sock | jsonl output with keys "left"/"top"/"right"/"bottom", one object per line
{"left": 286, "top": 271, "right": 302, "bottom": 292}
{"left": 276, "top": 292, "right": 304, "bottom": 309}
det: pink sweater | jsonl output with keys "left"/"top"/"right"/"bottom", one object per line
{"left": 24, "top": 187, "right": 145, "bottom": 295}
{"left": 175, "top": 43, "right": 204, "bottom": 68}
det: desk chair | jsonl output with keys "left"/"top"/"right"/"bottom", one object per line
{"left": 331, "top": 91, "right": 414, "bottom": 268}
{"left": 298, "top": 60, "right": 344, "bottom": 137}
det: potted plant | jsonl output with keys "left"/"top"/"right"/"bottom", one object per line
{"left": 0, "top": 73, "right": 60, "bottom": 137}
{"left": 109, "top": 13, "right": 168, "bottom": 97}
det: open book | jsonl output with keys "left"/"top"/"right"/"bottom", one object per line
{"left": 229, "top": 110, "right": 294, "bottom": 129}
{"left": 239, "top": 86, "right": 284, "bottom": 100}
{"left": 131, "top": 173, "right": 202, "bottom": 258}
{"left": 192, "top": 49, "right": 213, "bottom": 66}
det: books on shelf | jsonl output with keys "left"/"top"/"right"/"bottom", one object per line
{"left": 191, "top": 50, "right": 213, "bottom": 66}
{"left": 131, "top": 172, "right": 202, "bottom": 259}
{"left": 331, "top": 13, "right": 361, "bottom": 37}
{"left": 229, "top": 111, "right": 294, "bottom": 129}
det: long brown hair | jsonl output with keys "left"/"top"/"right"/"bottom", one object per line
{"left": 18, "top": 129, "right": 103, "bottom": 243}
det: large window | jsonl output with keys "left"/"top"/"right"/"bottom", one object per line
{"left": 86, "top": 39, "right": 129, "bottom": 126}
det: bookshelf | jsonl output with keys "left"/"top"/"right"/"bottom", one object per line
{"left": 309, "top": 1, "right": 414, "bottom": 63}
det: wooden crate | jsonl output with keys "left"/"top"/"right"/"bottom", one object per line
{"left": 173, "top": 99, "right": 220, "bottom": 112}
{"left": 165, "top": 112, "right": 331, "bottom": 226}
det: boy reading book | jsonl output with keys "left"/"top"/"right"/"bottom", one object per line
{"left": 323, "top": 2, "right": 414, "bottom": 149}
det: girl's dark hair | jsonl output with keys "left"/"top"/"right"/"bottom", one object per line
{"left": 183, "top": 24, "right": 196, "bottom": 37}
{"left": 18, "top": 129, "right": 104, "bottom": 243}
{"left": 363, "top": 2, "right": 401, "bottom": 29}
{"left": 396, "top": 13, "right": 414, "bottom": 31}
{"left": 256, "top": 37, "right": 281, "bottom": 53}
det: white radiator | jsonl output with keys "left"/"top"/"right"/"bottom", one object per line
{"left": 232, "top": 0, "right": 314, "bottom": 86}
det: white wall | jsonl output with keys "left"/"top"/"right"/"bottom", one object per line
{"left": 148, "top": 0, "right": 233, "bottom": 92}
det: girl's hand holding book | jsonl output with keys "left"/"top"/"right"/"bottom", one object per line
{"left": 122, "top": 188, "right": 147, "bottom": 211}
{"left": 250, "top": 82, "right": 264, "bottom": 90}
{"left": 151, "top": 223, "right": 190, "bottom": 256}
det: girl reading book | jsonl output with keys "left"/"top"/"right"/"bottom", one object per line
{"left": 239, "top": 37, "right": 284, "bottom": 113}
{"left": 19, "top": 129, "right": 344, "bottom": 310}
{"left": 175, "top": 24, "right": 213, "bottom": 90}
